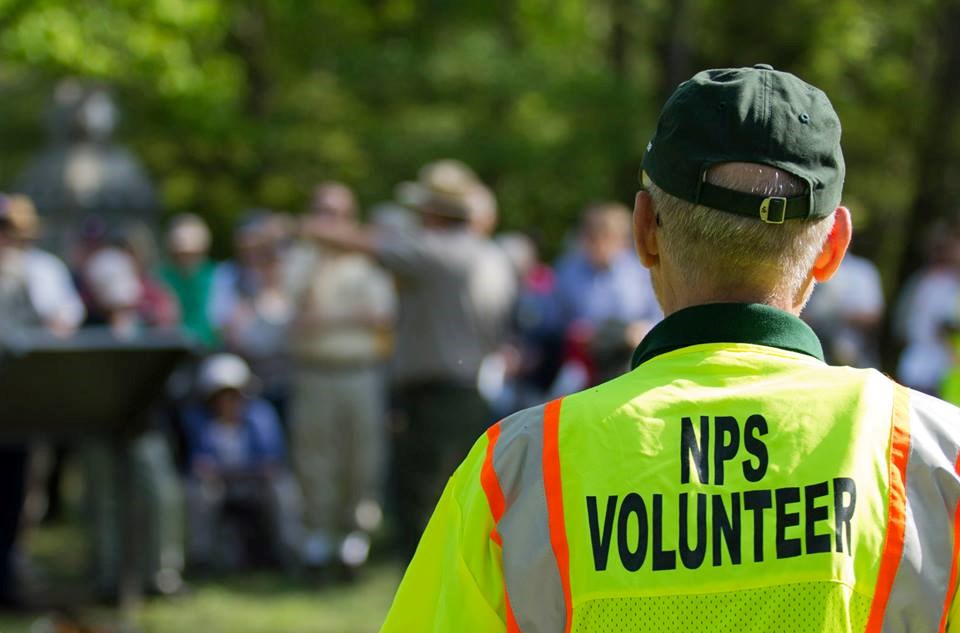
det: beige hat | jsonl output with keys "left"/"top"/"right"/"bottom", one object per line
{"left": 0, "top": 195, "right": 40, "bottom": 240}
{"left": 395, "top": 159, "right": 480, "bottom": 219}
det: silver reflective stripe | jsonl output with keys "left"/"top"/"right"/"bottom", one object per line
{"left": 493, "top": 404, "right": 566, "bottom": 633}
{"left": 884, "top": 388, "right": 960, "bottom": 632}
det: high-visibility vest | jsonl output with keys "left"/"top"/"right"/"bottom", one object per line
{"left": 382, "top": 333, "right": 960, "bottom": 632}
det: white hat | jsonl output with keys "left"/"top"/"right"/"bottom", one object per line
{"left": 198, "top": 353, "right": 255, "bottom": 397}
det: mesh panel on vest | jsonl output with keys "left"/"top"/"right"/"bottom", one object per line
{"left": 571, "top": 582, "right": 871, "bottom": 633}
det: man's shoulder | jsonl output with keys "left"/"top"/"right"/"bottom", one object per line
{"left": 24, "top": 247, "right": 62, "bottom": 266}
{"left": 497, "top": 401, "right": 550, "bottom": 440}
{"left": 903, "top": 385, "right": 960, "bottom": 439}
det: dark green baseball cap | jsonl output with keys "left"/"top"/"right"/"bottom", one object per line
{"left": 642, "top": 64, "right": 844, "bottom": 223}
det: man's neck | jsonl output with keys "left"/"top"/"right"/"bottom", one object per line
{"left": 660, "top": 290, "right": 801, "bottom": 318}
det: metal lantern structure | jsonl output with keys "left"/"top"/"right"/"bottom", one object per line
{"left": 16, "top": 79, "right": 159, "bottom": 252}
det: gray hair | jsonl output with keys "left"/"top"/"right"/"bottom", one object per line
{"left": 648, "top": 163, "right": 835, "bottom": 303}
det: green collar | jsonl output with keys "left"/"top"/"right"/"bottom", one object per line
{"left": 631, "top": 303, "right": 824, "bottom": 369}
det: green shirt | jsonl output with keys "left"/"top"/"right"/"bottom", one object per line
{"left": 160, "top": 260, "right": 218, "bottom": 348}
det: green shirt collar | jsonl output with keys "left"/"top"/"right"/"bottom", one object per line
{"left": 631, "top": 303, "right": 824, "bottom": 369}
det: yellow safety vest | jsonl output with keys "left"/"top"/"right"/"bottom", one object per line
{"left": 381, "top": 303, "right": 960, "bottom": 633}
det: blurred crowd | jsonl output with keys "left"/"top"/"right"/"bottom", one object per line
{"left": 0, "top": 159, "right": 663, "bottom": 607}
{"left": 4, "top": 156, "right": 959, "bottom": 608}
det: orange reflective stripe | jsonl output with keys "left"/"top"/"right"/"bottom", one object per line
{"left": 480, "top": 422, "right": 521, "bottom": 630}
{"left": 866, "top": 384, "right": 911, "bottom": 632}
{"left": 504, "top": 589, "right": 520, "bottom": 633}
{"left": 543, "top": 397, "right": 572, "bottom": 633}
{"left": 481, "top": 422, "right": 505, "bottom": 545}
{"left": 939, "top": 449, "right": 960, "bottom": 633}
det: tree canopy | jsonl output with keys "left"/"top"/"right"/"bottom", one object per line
{"left": 0, "top": 0, "right": 955, "bottom": 288}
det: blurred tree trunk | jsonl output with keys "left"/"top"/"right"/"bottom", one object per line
{"left": 654, "top": 0, "right": 692, "bottom": 106}
{"left": 609, "top": 0, "right": 629, "bottom": 81}
{"left": 227, "top": 3, "right": 270, "bottom": 120}
{"left": 609, "top": 0, "right": 634, "bottom": 197}
{"left": 896, "top": 0, "right": 960, "bottom": 288}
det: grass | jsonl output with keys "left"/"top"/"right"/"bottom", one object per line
{"left": 138, "top": 565, "right": 399, "bottom": 633}
{"left": 0, "top": 520, "right": 400, "bottom": 633}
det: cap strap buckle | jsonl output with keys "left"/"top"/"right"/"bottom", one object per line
{"left": 759, "top": 197, "right": 787, "bottom": 224}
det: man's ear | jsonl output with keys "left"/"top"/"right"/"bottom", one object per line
{"left": 811, "top": 206, "right": 852, "bottom": 283}
{"left": 634, "top": 190, "right": 659, "bottom": 268}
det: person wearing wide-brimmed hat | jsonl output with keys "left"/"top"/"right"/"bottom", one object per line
{"left": 304, "top": 160, "right": 516, "bottom": 560}
{"left": 0, "top": 194, "right": 85, "bottom": 336}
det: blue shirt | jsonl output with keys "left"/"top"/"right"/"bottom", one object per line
{"left": 552, "top": 248, "right": 662, "bottom": 329}
{"left": 182, "top": 397, "right": 286, "bottom": 470}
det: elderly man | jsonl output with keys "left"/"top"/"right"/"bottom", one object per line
{"left": 287, "top": 182, "right": 396, "bottom": 571}
{"left": 381, "top": 65, "right": 960, "bottom": 632}
{"left": 160, "top": 214, "right": 218, "bottom": 348}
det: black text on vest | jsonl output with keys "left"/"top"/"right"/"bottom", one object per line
{"left": 586, "top": 412, "right": 858, "bottom": 573}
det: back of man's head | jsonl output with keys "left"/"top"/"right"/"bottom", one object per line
{"left": 647, "top": 165, "right": 834, "bottom": 303}
{"left": 640, "top": 65, "right": 846, "bottom": 308}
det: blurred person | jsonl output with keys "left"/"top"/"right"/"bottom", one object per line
{"left": 370, "top": 202, "right": 420, "bottom": 235}
{"left": 803, "top": 249, "right": 885, "bottom": 367}
{"left": 69, "top": 215, "right": 109, "bottom": 316}
{"left": 0, "top": 194, "right": 84, "bottom": 607}
{"left": 119, "top": 222, "right": 180, "bottom": 329}
{"left": 895, "top": 224, "right": 960, "bottom": 393}
{"left": 210, "top": 212, "right": 270, "bottom": 336}
{"left": 305, "top": 160, "right": 511, "bottom": 559}
{"left": 36, "top": 222, "right": 174, "bottom": 532}
{"left": 464, "top": 183, "right": 520, "bottom": 411}
{"left": 182, "top": 354, "right": 302, "bottom": 571}
{"left": 221, "top": 223, "right": 294, "bottom": 425}
{"left": 466, "top": 182, "right": 499, "bottom": 238}
{"left": 83, "top": 247, "right": 144, "bottom": 334}
{"left": 160, "top": 214, "right": 218, "bottom": 347}
{"left": 549, "top": 202, "right": 662, "bottom": 392}
{"left": 488, "top": 232, "right": 563, "bottom": 412}
{"left": 287, "top": 182, "right": 395, "bottom": 571}
{"left": 0, "top": 195, "right": 85, "bottom": 336}
{"left": 80, "top": 247, "right": 185, "bottom": 599}
{"left": 69, "top": 215, "right": 110, "bottom": 269}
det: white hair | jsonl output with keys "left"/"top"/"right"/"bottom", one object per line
{"left": 85, "top": 247, "right": 142, "bottom": 309}
{"left": 648, "top": 163, "right": 835, "bottom": 303}
{"left": 166, "top": 213, "right": 211, "bottom": 254}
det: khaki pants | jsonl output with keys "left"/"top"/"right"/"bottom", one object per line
{"left": 291, "top": 365, "right": 385, "bottom": 543}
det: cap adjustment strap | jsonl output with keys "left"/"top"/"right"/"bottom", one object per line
{"left": 697, "top": 181, "right": 811, "bottom": 222}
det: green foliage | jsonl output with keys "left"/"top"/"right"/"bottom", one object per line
{"left": 0, "top": 0, "right": 953, "bottom": 269}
